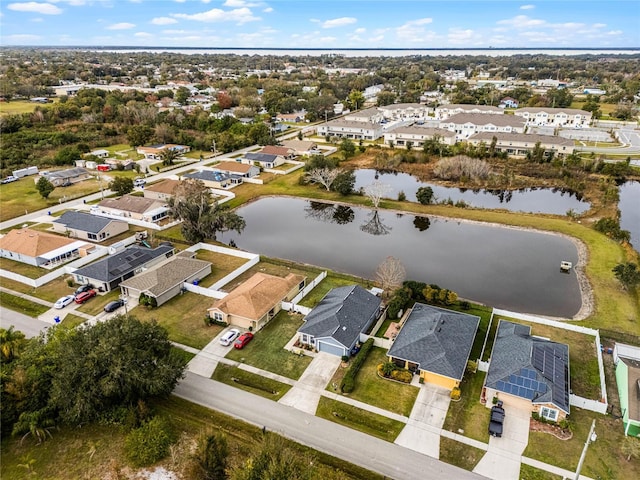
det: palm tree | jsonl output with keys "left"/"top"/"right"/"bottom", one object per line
{"left": 159, "top": 147, "right": 181, "bottom": 166}
{"left": 0, "top": 326, "right": 26, "bottom": 363}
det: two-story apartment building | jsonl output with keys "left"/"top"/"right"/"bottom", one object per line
{"left": 513, "top": 107, "right": 592, "bottom": 127}
{"left": 439, "top": 113, "right": 526, "bottom": 139}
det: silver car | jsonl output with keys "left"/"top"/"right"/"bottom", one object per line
{"left": 219, "top": 328, "right": 240, "bottom": 346}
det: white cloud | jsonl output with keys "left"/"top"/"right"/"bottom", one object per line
{"left": 175, "top": 0, "right": 186, "bottom": 3}
{"left": 5, "top": 33, "right": 42, "bottom": 41}
{"left": 151, "top": 17, "right": 178, "bottom": 25}
{"left": 592, "top": 23, "right": 606, "bottom": 28}
{"left": 497, "top": 15, "right": 545, "bottom": 28}
{"left": 321, "top": 17, "right": 357, "bottom": 28}
{"left": 447, "top": 28, "right": 476, "bottom": 44}
{"left": 318, "top": 36, "right": 337, "bottom": 43}
{"left": 31, "top": 17, "right": 44, "bottom": 22}
{"left": 520, "top": 4, "right": 535, "bottom": 9}
{"left": 606, "top": 30, "right": 622, "bottom": 35}
{"left": 106, "top": 22, "right": 136, "bottom": 30}
{"left": 355, "top": 27, "right": 366, "bottom": 34}
{"left": 396, "top": 18, "right": 434, "bottom": 41}
{"left": 224, "top": 0, "right": 262, "bottom": 6}
{"left": 134, "top": 32, "right": 153, "bottom": 37}
{"left": 50, "top": 0, "right": 86, "bottom": 5}
{"left": 172, "top": 7, "right": 259, "bottom": 24}
{"left": 263, "top": 7, "right": 273, "bottom": 13}
{"left": 7, "top": 2, "right": 62, "bottom": 15}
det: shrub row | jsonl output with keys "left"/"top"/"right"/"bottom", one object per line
{"left": 376, "top": 363, "right": 412, "bottom": 383}
{"left": 340, "top": 338, "right": 374, "bottom": 394}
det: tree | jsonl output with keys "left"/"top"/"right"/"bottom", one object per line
{"left": 169, "top": 179, "right": 245, "bottom": 243}
{"left": 331, "top": 170, "right": 356, "bottom": 196}
{"left": 347, "top": 89, "right": 365, "bottom": 111}
{"left": 159, "top": 147, "right": 181, "bottom": 166}
{"left": 127, "top": 124, "right": 154, "bottom": 149}
{"left": 0, "top": 327, "right": 26, "bottom": 364}
{"left": 338, "top": 138, "right": 356, "bottom": 160}
{"left": 306, "top": 168, "right": 341, "bottom": 191}
{"left": 416, "top": 186, "right": 435, "bottom": 205}
{"left": 175, "top": 86, "right": 191, "bottom": 106}
{"left": 109, "top": 176, "right": 134, "bottom": 196}
{"left": 364, "top": 180, "right": 392, "bottom": 209}
{"left": 233, "top": 433, "right": 313, "bottom": 480}
{"left": 612, "top": 262, "right": 640, "bottom": 290}
{"left": 36, "top": 176, "right": 54, "bottom": 199}
{"left": 375, "top": 256, "right": 406, "bottom": 293}
{"left": 376, "top": 91, "right": 396, "bottom": 106}
{"left": 192, "top": 432, "right": 229, "bottom": 480}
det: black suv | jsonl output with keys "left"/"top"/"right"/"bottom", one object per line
{"left": 74, "top": 284, "right": 95, "bottom": 297}
{"left": 488, "top": 401, "right": 505, "bottom": 437}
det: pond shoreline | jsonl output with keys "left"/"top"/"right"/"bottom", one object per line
{"left": 236, "top": 194, "right": 593, "bottom": 321}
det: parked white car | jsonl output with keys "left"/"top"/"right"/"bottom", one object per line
{"left": 54, "top": 295, "right": 75, "bottom": 309}
{"left": 219, "top": 328, "right": 241, "bottom": 346}
{"left": 134, "top": 178, "right": 146, "bottom": 187}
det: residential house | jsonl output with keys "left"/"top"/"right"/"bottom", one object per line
{"left": 119, "top": 253, "right": 211, "bottom": 307}
{"left": 435, "top": 104, "right": 503, "bottom": 119}
{"left": 614, "top": 343, "right": 640, "bottom": 437}
{"left": 513, "top": 107, "right": 592, "bottom": 127}
{"left": 467, "top": 132, "right": 575, "bottom": 157}
{"left": 242, "top": 152, "right": 285, "bottom": 169}
{"left": 136, "top": 144, "right": 191, "bottom": 160}
{"left": 0, "top": 228, "right": 94, "bottom": 267}
{"left": 378, "top": 103, "right": 432, "bottom": 122}
{"left": 499, "top": 97, "right": 519, "bottom": 109}
{"left": 346, "top": 107, "right": 384, "bottom": 123}
{"left": 276, "top": 112, "right": 306, "bottom": 123}
{"left": 212, "top": 161, "right": 260, "bottom": 179}
{"left": 364, "top": 84, "right": 385, "bottom": 99}
{"left": 384, "top": 126, "right": 456, "bottom": 148}
{"left": 259, "top": 145, "right": 296, "bottom": 160}
{"left": 36, "top": 167, "right": 92, "bottom": 187}
{"left": 297, "top": 285, "right": 384, "bottom": 357}
{"left": 88, "top": 149, "right": 110, "bottom": 158}
{"left": 183, "top": 170, "right": 235, "bottom": 188}
{"left": 484, "top": 320, "right": 570, "bottom": 422}
{"left": 439, "top": 113, "right": 526, "bottom": 139}
{"left": 97, "top": 195, "right": 169, "bottom": 223}
{"left": 143, "top": 179, "right": 181, "bottom": 202}
{"left": 317, "top": 119, "right": 385, "bottom": 141}
{"left": 52, "top": 211, "right": 128, "bottom": 243}
{"left": 72, "top": 244, "right": 175, "bottom": 292}
{"left": 207, "top": 272, "right": 305, "bottom": 332}
{"left": 387, "top": 303, "right": 480, "bottom": 390}
{"left": 280, "top": 139, "right": 319, "bottom": 156}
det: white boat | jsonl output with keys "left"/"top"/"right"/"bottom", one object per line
{"left": 560, "top": 261, "right": 573, "bottom": 271}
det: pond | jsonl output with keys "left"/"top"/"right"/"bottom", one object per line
{"left": 619, "top": 181, "right": 640, "bottom": 251}
{"left": 353, "top": 169, "right": 590, "bottom": 215}
{"left": 220, "top": 197, "right": 582, "bottom": 318}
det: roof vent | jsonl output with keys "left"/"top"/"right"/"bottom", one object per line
{"left": 437, "top": 327, "right": 442, "bottom": 332}
{"left": 342, "top": 326, "right": 347, "bottom": 331}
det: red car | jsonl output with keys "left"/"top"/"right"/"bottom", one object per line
{"left": 75, "top": 289, "right": 97, "bottom": 304}
{"left": 233, "top": 332, "right": 254, "bottom": 349}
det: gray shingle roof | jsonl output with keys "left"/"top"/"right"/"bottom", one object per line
{"left": 183, "top": 170, "right": 231, "bottom": 183}
{"left": 53, "top": 211, "right": 122, "bottom": 234}
{"left": 73, "top": 245, "right": 173, "bottom": 283}
{"left": 485, "top": 320, "right": 570, "bottom": 413}
{"left": 298, "top": 285, "right": 382, "bottom": 348}
{"left": 245, "top": 152, "right": 278, "bottom": 163}
{"left": 387, "top": 303, "right": 480, "bottom": 381}
{"left": 443, "top": 113, "right": 526, "bottom": 127}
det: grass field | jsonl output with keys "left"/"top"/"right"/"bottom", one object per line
{"left": 298, "top": 272, "right": 370, "bottom": 308}
{"left": 128, "top": 290, "right": 223, "bottom": 349}
{"left": 225, "top": 311, "right": 312, "bottom": 380}
{"left": 439, "top": 437, "right": 484, "bottom": 472}
{"left": 191, "top": 248, "right": 250, "bottom": 288}
{"left": 442, "top": 371, "right": 489, "bottom": 442}
{"left": 76, "top": 289, "right": 121, "bottom": 316}
{"left": 0, "top": 99, "right": 58, "bottom": 116}
{"left": 328, "top": 347, "right": 419, "bottom": 417}
{"left": 0, "top": 291, "right": 50, "bottom": 317}
{"left": 0, "top": 396, "right": 382, "bottom": 480}
{"left": 519, "top": 464, "right": 563, "bottom": 480}
{"left": 0, "top": 256, "right": 53, "bottom": 279}
{"left": 212, "top": 363, "right": 292, "bottom": 401}
{"left": 315, "top": 396, "right": 405, "bottom": 442}
{"left": 58, "top": 313, "right": 87, "bottom": 330}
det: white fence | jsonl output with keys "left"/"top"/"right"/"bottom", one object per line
{"left": 264, "top": 161, "right": 305, "bottom": 176}
{"left": 570, "top": 394, "right": 608, "bottom": 414}
{"left": 184, "top": 243, "right": 260, "bottom": 292}
{"left": 210, "top": 188, "right": 235, "bottom": 205}
{"left": 182, "top": 283, "right": 227, "bottom": 299}
{"left": 492, "top": 308, "right": 608, "bottom": 413}
{"left": 281, "top": 302, "right": 312, "bottom": 315}
{"left": 281, "top": 271, "right": 328, "bottom": 315}
{"left": 241, "top": 177, "right": 264, "bottom": 185}
{"left": 360, "top": 333, "right": 391, "bottom": 349}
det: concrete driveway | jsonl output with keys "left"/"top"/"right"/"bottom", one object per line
{"left": 473, "top": 403, "right": 530, "bottom": 480}
{"left": 395, "top": 383, "right": 451, "bottom": 458}
{"left": 279, "top": 352, "right": 342, "bottom": 414}
{"left": 188, "top": 327, "right": 240, "bottom": 377}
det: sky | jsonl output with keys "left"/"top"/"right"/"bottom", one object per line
{"left": 1, "top": 0, "right": 639, "bottom": 48}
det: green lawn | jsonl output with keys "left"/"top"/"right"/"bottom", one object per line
{"left": 192, "top": 249, "right": 250, "bottom": 288}
{"left": 524, "top": 407, "right": 639, "bottom": 480}
{"left": 329, "top": 347, "right": 419, "bottom": 417}
{"left": 442, "top": 371, "right": 489, "bottom": 442}
{"left": 76, "top": 289, "right": 121, "bottom": 316}
{"left": 0, "top": 99, "right": 58, "bottom": 116}
{"left": 225, "top": 311, "right": 312, "bottom": 380}
{"left": 212, "top": 363, "right": 292, "bottom": 401}
{"left": 171, "top": 346, "right": 196, "bottom": 364}
{"left": 374, "top": 317, "right": 395, "bottom": 337}
{"left": 519, "top": 464, "right": 563, "bottom": 480}
{"left": 298, "top": 273, "right": 369, "bottom": 308}
{"left": 0, "top": 276, "right": 76, "bottom": 304}
{"left": 439, "top": 437, "right": 484, "bottom": 472}
{"left": 315, "top": 397, "right": 405, "bottom": 442}
{"left": 0, "top": 256, "right": 53, "bottom": 279}
{"left": 0, "top": 291, "right": 50, "bottom": 317}
{"left": 0, "top": 395, "right": 382, "bottom": 480}
{"left": 59, "top": 314, "right": 87, "bottom": 330}
{"left": 128, "top": 290, "right": 222, "bottom": 350}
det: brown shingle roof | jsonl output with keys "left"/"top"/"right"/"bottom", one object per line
{"left": 0, "top": 228, "right": 80, "bottom": 257}
{"left": 145, "top": 179, "right": 180, "bottom": 195}
{"left": 209, "top": 272, "right": 304, "bottom": 321}
{"left": 99, "top": 195, "right": 166, "bottom": 214}
{"left": 213, "top": 161, "right": 254, "bottom": 174}
{"left": 260, "top": 145, "right": 293, "bottom": 156}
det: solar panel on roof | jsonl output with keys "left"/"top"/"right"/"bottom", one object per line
{"left": 524, "top": 378, "right": 531, "bottom": 388}
{"left": 510, "top": 374, "right": 518, "bottom": 384}
{"left": 497, "top": 380, "right": 506, "bottom": 391}
{"left": 516, "top": 376, "right": 524, "bottom": 386}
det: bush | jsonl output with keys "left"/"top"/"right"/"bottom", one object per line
{"left": 390, "top": 369, "right": 412, "bottom": 383}
{"left": 124, "top": 416, "right": 176, "bottom": 467}
{"left": 341, "top": 355, "right": 350, "bottom": 363}
{"left": 450, "top": 387, "right": 461, "bottom": 400}
{"left": 466, "top": 360, "right": 478, "bottom": 373}
{"left": 340, "top": 338, "right": 374, "bottom": 393}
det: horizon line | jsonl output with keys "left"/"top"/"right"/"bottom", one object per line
{"left": 1, "top": 46, "right": 639, "bottom": 51}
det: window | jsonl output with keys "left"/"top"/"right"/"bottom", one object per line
{"left": 213, "top": 312, "right": 224, "bottom": 322}
{"left": 540, "top": 406, "right": 558, "bottom": 422}
{"left": 88, "top": 233, "right": 97, "bottom": 240}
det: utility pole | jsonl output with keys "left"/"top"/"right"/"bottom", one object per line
{"left": 574, "top": 419, "right": 596, "bottom": 480}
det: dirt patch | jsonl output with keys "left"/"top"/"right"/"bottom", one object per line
{"left": 384, "top": 322, "right": 401, "bottom": 339}
{"left": 529, "top": 418, "right": 573, "bottom": 440}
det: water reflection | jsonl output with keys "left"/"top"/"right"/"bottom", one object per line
{"left": 360, "top": 210, "right": 392, "bottom": 236}
{"left": 305, "top": 201, "right": 355, "bottom": 225}
{"left": 619, "top": 181, "right": 640, "bottom": 251}
{"left": 414, "top": 216, "right": 431, "bottom": 231}
{"left": 353, "top": 169, "right": 590, "bottom": 214}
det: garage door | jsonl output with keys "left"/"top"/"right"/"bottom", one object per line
{"left": 317, "top": 341, "right": 345, "bottom": 357}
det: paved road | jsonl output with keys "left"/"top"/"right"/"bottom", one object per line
{"left": 0, "top": 306, "right": 51, "bottom": 338}
{"left": 175, "top": 371, "right": 485, "bottom": 480}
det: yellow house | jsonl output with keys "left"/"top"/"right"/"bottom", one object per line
{"left": 207, "top": 272, "right": 305, "bottom": 332}
{"left": 387, "top": 303, "right": 480, "bottom": 391}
